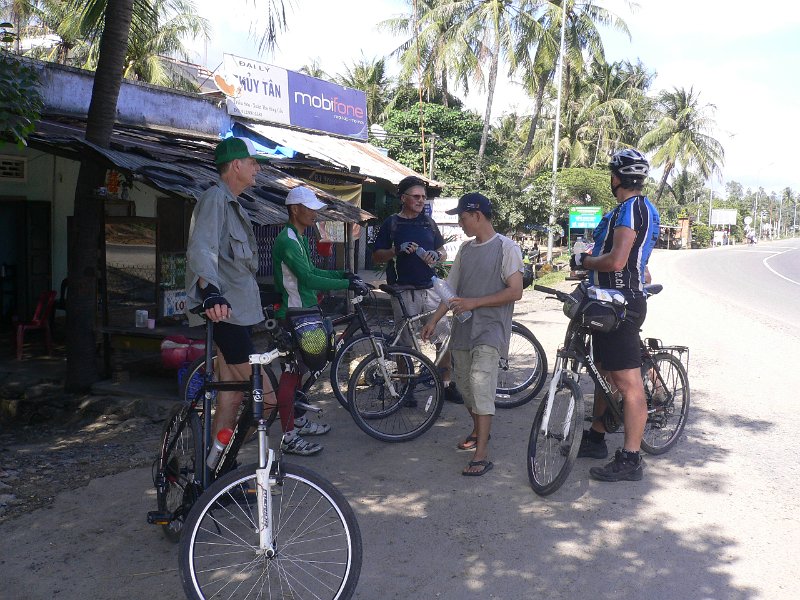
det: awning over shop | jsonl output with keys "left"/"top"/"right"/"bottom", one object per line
{"left": 28, "top": 117, "right": 374, "bottom": 224}
{"left": 234, "top": 121, "right": 444, "bottom": 190}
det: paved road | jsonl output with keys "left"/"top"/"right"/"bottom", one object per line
{"left": 1, "top": 241, "right": 799, "bottom": 599}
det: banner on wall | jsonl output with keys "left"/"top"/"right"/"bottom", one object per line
{"left": 215, "top": 54, "right": 368, "bottom": 139}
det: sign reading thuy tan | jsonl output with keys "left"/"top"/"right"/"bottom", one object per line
{"left": 215, "top": 53, "right": 368, "bottom": 139}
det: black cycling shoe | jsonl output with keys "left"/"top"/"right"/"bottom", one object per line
{"left": 589, "top": 449, "right": 643, "bottom": 482}
{"left": 444, "top": 382, "right": 464, "bottom": 404}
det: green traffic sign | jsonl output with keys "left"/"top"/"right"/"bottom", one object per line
{"left": 569, "top": 206, "right": 602, "bottom": 229}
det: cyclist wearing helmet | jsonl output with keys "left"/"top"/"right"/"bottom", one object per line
{"left": 569, "top": 148, "right": 660, "bottom": 482}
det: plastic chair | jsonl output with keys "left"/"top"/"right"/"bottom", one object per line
{"left": 15, "top": 290, "right": 57, "bottom": 360}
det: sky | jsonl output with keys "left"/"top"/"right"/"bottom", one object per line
{"left": 187, "top": 0, "right": 800, "bottom": 196}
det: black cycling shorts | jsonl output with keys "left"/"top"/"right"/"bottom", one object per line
{"left": 591, "top": 296, "right": 647, "bottom": 371}
{"left": 212, "top": 321, "right": 255, "bottom": 365}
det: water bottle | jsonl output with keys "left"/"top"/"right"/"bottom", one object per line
{"left": 206, "top": 427, "right": 234, "bottom": 469}
{"left": 431, "top": 277, "right": 471, "bottom": 323}
{"left": 572, "top": 236, "right": 587, "bottom": 256}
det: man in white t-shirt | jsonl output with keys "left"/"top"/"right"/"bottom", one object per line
{"left": 422, "top": 193, "right": 524, "bottom": 476}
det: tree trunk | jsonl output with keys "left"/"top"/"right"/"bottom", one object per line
{"left": 66, "top": 0, "right": 134, "bottom": 392}
{"left": 441, "top": 66, "right": 449, "bottom": 108}
{"left": 654, "top": 162, "right": 673, "bottom": 203}
{"left": 476, "top": 36, "right": 500, "bottom": 176}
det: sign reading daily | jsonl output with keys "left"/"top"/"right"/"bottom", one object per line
{"left": 569, "top": 206, "right": 602, "bottom": 229}
{"left": 216, "top": 54, "right": 368, "bottom": 139}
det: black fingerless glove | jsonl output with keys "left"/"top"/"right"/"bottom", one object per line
{"left": 570, "top": 253, "right": 590, "bottom": 270}
{"left": 348, "top": 279, "right": 370, "bottom": 295}
{"left": 199, "top": 283, "right": 231, "bottom": 311}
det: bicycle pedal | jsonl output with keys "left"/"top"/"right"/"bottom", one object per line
{"left": 147, "top": 510, "right": 172, "bottom": 526}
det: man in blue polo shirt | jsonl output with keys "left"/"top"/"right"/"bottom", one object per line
{"left": 372, "top": 176, "right": 462, "bottom": 403}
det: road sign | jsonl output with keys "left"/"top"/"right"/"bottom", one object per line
{"left": 744, "top": 216, "right": 753, "bottom": 225}
{"left": 569, "top": 206, "right": 602, "bottom": 229}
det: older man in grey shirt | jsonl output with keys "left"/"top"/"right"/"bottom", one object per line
{"left": 186, "top": 137, "right": 273, "bottom": 439}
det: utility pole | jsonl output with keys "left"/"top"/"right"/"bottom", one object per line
{"left": 428, "top": 134, "right": 436, "bottom": 181}
{"left": 545, "top": 0, "right": 567, "bottom": 263}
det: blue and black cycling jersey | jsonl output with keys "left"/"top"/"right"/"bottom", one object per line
{"left": 589, "top": 195, "right": 660, "bottom": 299}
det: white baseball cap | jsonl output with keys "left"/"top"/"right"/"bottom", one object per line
{"left": 285, "top": 186, "right": 327, "bottom": 210}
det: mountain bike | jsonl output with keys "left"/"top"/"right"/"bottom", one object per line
{"left": 177, "top": 318, "right": 362, "bottom": 599}
{"left": 527, "top": 282, "right": 690, "bottom": 496}
{"left": 336, "top": 282, "right": 547, "bottom": 410}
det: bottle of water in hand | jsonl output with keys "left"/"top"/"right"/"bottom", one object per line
{"left": 431, "top": 277, "right": 471, "bottom": 323}
{"left": 573, "top": 236, "right": 587, "bottom": 256}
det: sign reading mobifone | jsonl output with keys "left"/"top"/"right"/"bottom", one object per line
{"left": 569, "top": 206, "right": 602, "bottom": 229}
{"left": 215, "top": 53, "right": 368, "bottom": 139}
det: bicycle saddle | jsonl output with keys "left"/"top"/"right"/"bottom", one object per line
{"left": 379, "top": 282, "right": 433, "bottom": 297}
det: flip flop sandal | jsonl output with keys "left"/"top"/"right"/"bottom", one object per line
{"left": 456, "top": 434, "right": 490, "bottom": 451}
{"left": 462, "top": 460, "right": 493, "bottom": 476}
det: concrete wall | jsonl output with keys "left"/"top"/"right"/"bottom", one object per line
{"left": 35, "top": 60, "right": 231, "bottom": 136}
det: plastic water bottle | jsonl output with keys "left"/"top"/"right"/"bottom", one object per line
{"left": 573, "top": 236, "right": 587, "bottom": 256}
{"left": 431, "top": 277, "right": 471, "bottom": 323}
{"left": 206, "top": 427, "right": 234, "bottom": 469}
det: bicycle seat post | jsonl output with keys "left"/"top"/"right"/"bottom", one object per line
{"left": 201, "top": 317, "right": 215, "bottom": 489}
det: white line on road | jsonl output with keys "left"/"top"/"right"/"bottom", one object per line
{"left": 764, "top": 248, "right": 800, "bottom": 286}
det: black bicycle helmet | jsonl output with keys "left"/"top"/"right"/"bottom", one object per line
{"left": 609, "top": 149, "right": 649, "bottom": 178}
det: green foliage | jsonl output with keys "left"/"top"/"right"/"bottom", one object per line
{"left": 0, "top": 52, "right": 43, "bottom": 146}
{"left": 691, "top": 222, "right": 711, "bottom": 248}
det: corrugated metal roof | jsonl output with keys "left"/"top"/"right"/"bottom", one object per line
{"left": 237, "top": 121, "right": 444, "bottom": 189}
{"left": 29, "top": 119, "right": 373, "bottom": 224}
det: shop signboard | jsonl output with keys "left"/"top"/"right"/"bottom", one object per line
{"left": 217, "top": 53, "right": 368, "bottom": 139}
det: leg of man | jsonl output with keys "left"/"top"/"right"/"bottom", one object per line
{"left": 452, "top": 348, "right": 476, "bottom": 443}
{"left": 213, "top": 353, "right": 276, "bottom": 437}
{"left": 608, "top": 367, "right": 647, "bottom": 452}
{"left": 461, "top": 345, "right": 498, "bottom": 475}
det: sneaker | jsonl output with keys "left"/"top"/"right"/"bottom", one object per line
{"left": 560, "top": 430, "right": 608, "bottom": 459}
{"left": 281, "top": 434, "right": 323, "bottom": 456}
{"left": 444, "top": 382, "right": 464, "bottom": 404}
{"left": 589, "top": 449, "right": 643, "bottom": 482}
{"left": 294, "top": 416, "right": 331, "bottom": 436}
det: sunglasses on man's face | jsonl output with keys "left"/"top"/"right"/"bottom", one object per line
{"left": 403, "top": 193, "right": 427, "bottom": 201}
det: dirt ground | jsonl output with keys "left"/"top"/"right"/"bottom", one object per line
{"left": 0, "top": 280, "right": 563, "bottom": 524}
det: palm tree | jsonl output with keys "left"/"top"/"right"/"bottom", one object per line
{"left": 298, "top": 58, "right": 327, "bottom": 79}
{"left": 336, "top": 55, "right": 393, "bottom": 126}
{"left": 65, "top": 0, "right": 286, "bottom": 390}
{"left": 639, "top": 86, "right": 725, "bottom": 203}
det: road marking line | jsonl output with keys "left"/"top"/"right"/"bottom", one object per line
{"left": 763, "top": 248, "right": 800, "bottom": 286}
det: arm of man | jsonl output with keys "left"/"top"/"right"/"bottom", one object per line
{"left": 420, "top": 301, "right": 450, "bottom": 341}
{"left": 371, "top": 218, "right": 396, "bottom": 264}
{"left": 582, "top": 226, "right": 636, "bottom": 273}
{"left": 282, "top": 241, "right": 350, "bottom": 292}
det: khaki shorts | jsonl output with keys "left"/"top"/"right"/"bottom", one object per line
{"left": 390, "top": 288, "right": 447, "bottom": 347}
{"left": 452, "top": 345, "right": 499, "bottom": 416}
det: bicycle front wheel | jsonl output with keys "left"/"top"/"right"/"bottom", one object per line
{"left": 179, "top": 462, "right": 362, "bottom": 600}
{"left": 155, "top": 402, "right": 202, "bottom": 542}
{"left": 495, "top": 322, "right": 548, "bottom": 409}
{"left": 347, "top": 346, "right": 444, "bottom": 442}
{"left": 640, "top": 352, "right": 690, "bottom": 455}
{"left": 527, "top": 374, "right": 584, "bottom": 496}
{"left": 330, "top": 332, "right": 391, "bottom": 408}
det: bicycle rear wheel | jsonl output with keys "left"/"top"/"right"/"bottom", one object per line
{"left": 640, "top": 352, "right": 690, "bottom": 455}
{"left": 527, "top": 374, "right": 584, "bottom": 496}
{"left": 348, "top": 346, "right": 444, "bottom": 442}
{"left": 330, "top": 332, "right": 391, "bottom": 408}
{"left": 179, "top": 462, "right": 362, "bottom": 600}
{"left": 495, "top": 322, "right": 548, "bottom": 409}
{"left": 181, "top": 354, "right": 217, "bottom": 407}
{"left": 154, "top": 402, "right": 202, "bottom": 542}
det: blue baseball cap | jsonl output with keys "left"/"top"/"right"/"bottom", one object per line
{"left": 446, "top": 192, "right": 492, "bottom": 217}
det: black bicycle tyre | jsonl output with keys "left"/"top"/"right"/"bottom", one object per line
{"left": 179, "top": 462, "right": 362, "bottom": 600}
{"left": 330, "top": 331, "right": 392, "bottom": 409}
{"left": 527, "top": 374, "right": 584, "bottom": 496}
{"left": 180, "top": 354, "right": 215, "bottom": 406}
{"left": 495, "top": 322, "right": 548, "bottom": 409}
{"left": 347, "top": 346, "right": 444, "bottom": 442}
{"left": 155, "top": 402, "right": 203, "bottom": 542}
{"left": 640, "top": 352, "right": 690, "bottom": 455}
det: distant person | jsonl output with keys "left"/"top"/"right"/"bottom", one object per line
{"left": 570, "top": 148, "right": 660, "bottom": 482}
{"left": 372, "top": 176, "right": 462, "bottom": 403}
{"left": 422, "top": 193, "right": 524, "bottom": 476}
{"left": 186, "top": 137, "right": 275, "bottom": 440}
